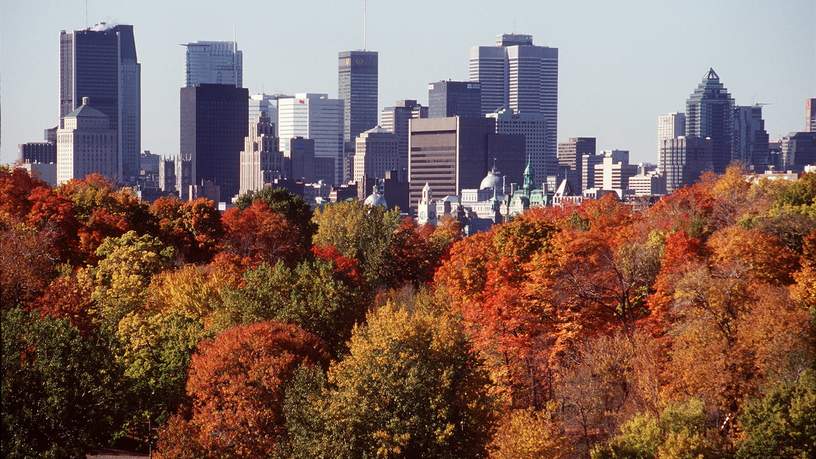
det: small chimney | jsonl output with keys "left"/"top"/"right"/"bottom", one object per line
{"left": 82, "top": 96, "right": 90, "bottom": 106}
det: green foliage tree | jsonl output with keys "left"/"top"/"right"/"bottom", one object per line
{"left": 312, "top": 200, "right": 401, "bottom": 286}
{"left": 591, "top": 399, "right": 724, "bottom": 459}
{"left": 736, "top": 369, "right": 816, "bottom": 459}
{"left": 284, "top": 300, "right": 497, "bottom": 458}
{"left": 1, "top": 308, "right": 125, "bottom": 457}
{"left": 218, "top": 257, "right": 368, "bottom": 354}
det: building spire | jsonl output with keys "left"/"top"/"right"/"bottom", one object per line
{"left": 705, "top": 67, "right": 719, "bottom": 80}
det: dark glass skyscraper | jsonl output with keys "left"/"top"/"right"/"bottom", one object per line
{"left": 338, "top": 50, "right": 378, "bottom": 146}
{"left": 685, "top": 68, "right": 734, "bottom": 173}
{"left": 180, "top": 84, "right": 248, "bottom": 200}
{"left": 732, "top": 105, "right": 769, "bottom": 171}
{"left": 60, "top": 23, "right": 140, "bottom": 183}
{"left": 428, "top": 81, "right": 482, "bottom": 119}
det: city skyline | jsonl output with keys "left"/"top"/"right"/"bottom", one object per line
{"left": 1, "top": 0, "right": 814, "bottom": 166}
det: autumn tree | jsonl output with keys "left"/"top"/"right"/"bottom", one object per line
{"left": 488, "top": 405, "right": 571, "bottom": 459}
{"left": 285, "top": 301, "right": 497, "bottom": 458}
{"left": 149, "top": 196, "right": 223, "bottom": 263}
{"left": 33, "top": 268, "right": 96, "bottom": 334}
{"left": 791, "top": 231, "right": 816, "bottom": 309}
{"left": 312, "top": 200, "right": 401, "bottom": 286}
{"left": 0, "top": 220, "right": 58, "bottom": 308}
{"left": 234, "top": 186, "right": 316, "bottom": 250}
{"left": 0, "top": 166, "right": 48, "bottom": 218}
{"left": 1, "top": 308, "right": 125, "bottom": 457}
{"left": 155, "top": 321, "right": 328, "bottom": 458}
{"left": 222, "top": 201, "right": 306, "bottom": 266}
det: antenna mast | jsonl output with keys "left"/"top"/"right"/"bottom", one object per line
{"left": 363, "top": 0, "right": 367, "bottom": 50}
{"left": 233, "top": 25, "right": 238, "bottom": 87}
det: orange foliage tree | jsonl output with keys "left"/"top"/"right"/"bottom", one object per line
{"left": 221, "top": 201, "right": 306, "bottom": 266}
{"left": 149, "top": 196, "right": 224, "bottom": 263}
{"left": 155, "top": 321, "right": 329, "bottom": 457}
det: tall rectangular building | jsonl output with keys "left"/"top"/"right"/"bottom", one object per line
{"left": 277, "top": 94, "right": 344, "bottom": 184}
{"left": 557, "top": 137, "right": 596, "bottom": 191}
{"left": 659, "top": 136, "right": 713, "bottom": 193}
{"left": 408, "top": 117, "right": 522, "bottom": 210}
{"left": 248, "top": 93, "right": 292, "bottom": 137}
{"left": 685, "top": 69, "right": 734, "bottom": 173}
{"left": 353, "top": 127, "right": 399, "bottom": 200}
{"left": 469, "top": 34, "right": 558, "bottom": 168}
{"left": 180, "top": 84, "right": 248, "bottom": 200}
{"left": 183, "top": 41, "right": 242, "bottom": 87}
{"left": 239, "top": 112, "right": 282, "bottom": 195}
{"left": 338, "top": 50, "right": 378, "bottom": 145}
{"left": 657, "top": 113, "right": 686, "bottom": 156}
{"left": 487, "top": 108, "right": 551, "bottom": 182}
{"left": 381, "top": 100, "right": 428, "bottom": 178}
{"left": 732, "top": 105, "right": 769, "bottom": 171}
{"left": 806, "top": 98, "right": 816, "bottom": 132}
{"left": 428, "top": 81, "right": 482, "bottom": 119}
{"left": 57, "top": 97, "right": 117, "bottom": 184}
{"left": 60, "top": 23, "right": 140, "bottom": 183}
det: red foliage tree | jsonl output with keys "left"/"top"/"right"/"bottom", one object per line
{"left": 221, "top": 201, "right": 306, "bottom": 266}
{"left": 155, "top": 321, "right": 329, "bottom": 457}
{"left": 150, "top": 196, "right": 224, "bottom": 263}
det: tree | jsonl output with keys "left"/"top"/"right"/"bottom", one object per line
{"left": 736, "top": 369, "right": 816, "bottom": 459}
{"left": 0, "top": 220, "right": 57, "bottom": 308}
{"left": 285, "top": 301, "right": 497, "bottom": 458}
{"left": 222, "top": 201, "right": 306, "bottom": 266}
{"left": 0, "top": 166, "right": 47, "bottom": 219}
{"left": 591, "top": 399, "right": 725, "bottom": 459}
{"left": 33, "top": 268, "right": 96, "bottom": 335}
{"left": 91, "top": 231, "right": 175, "bottom": 330}
{"left": 792, "top": 231, "right": 816, "bottom": 309}
{"left": 234, "top": 186, "right": 316, "bottom": 250}
{"left": 488, "top": 405, "right": 571, "bottom": 459}
{"left": 149, "top": 196, "right": 223, "bottom": 263}
{"left": 217, "top": 256, "right": 368, "bottom": 355}
{"left": 154, "top": 321, "right": 328, "bottom": 458}
{"left": 707, "top": 226, "right": 799, "bottom": 285}
{"left": 312, "top": 200, "right": 401, "bottom": 286}
{"left": 1, "top": 308, "right": 125, "bottom": 457}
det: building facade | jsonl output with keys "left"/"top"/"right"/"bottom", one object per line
{"left": 248, "top": 93, "right": 291, "bottom": 137}
{"left": 239, "top": 111, "right": 283, "bottom": 195}
{"left": 56, "top": 97, "right": 117, "bottom": 184}
{"left": 685, "top": 68, "right": 734, "bottom": 173}
{"left": 381, "top": 100, "right": 428, "bottom": 178}
{"left": 557, "top": 137, "right": 596, "bottom": 190}
{"left": 806, "top": 98, "right": 816, "bottom": 132}
{"left": 287, "top": 137, "right": 315, "bottom": 183}
{"left": 469, "top": 34, "right": 558, "bottom": 169}
{"left": 353, "top": 127, "right": 399, "bottom": 200}
{"left": 60, "top": 23, "right": 140, "bottom": 183}
{"left": 657, "top": 112, "right": 686, "bottom": 157}
{"left": 781, "top": 132, "right": 816, "bottom": 170}
{"left": 487, "top": 108, "right": 552, "bottom": 183}
{"left": 428, "top": 81, "right": 482, "bottom": 119}
{"left": 659, "top": 136, "right": 713, "bottom": 193}
{"left": 338, "top": 50, "right": 378, "bottom": 145}
{"left": 592, "top": 150, "right": 637, "bottom": 196}
{"left": 183, "top": 41, "right": 242, "bottom": 87}
{"left": 19, "top": 142, "right": 56, "bottom": 164}
{"left": 732, "top": 105, "right": 769, "bottom": 171}
{"left": 277, "top": 93, "right": 344, "bottom": 185}
{"left": 180, "top": 84, "right": 249, "bottom": 201}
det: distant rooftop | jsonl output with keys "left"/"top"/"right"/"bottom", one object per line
{"left": 497, "top": 33, "right": 534, "bottom": 46}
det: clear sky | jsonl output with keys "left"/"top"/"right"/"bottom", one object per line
{"left": 1, "top": 0, "right": 814, "bottom": 165}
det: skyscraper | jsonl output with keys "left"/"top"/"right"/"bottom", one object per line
{"left": 487, "top": 108, "right": 551, "bottom": 181}
{"left": 557, "top": 137, "right": 596, "bottom": 191}
{"left": 277, "top": 94, "right": 344, "bottom": 184}
{"left": 685, "top": 68, "right": 734, "bottom": 173}
{"left": 732, "top": 105, "right": 769, "bottom": 171}
{"left": 408, "top": 117, "right": 523, "bottom": 210}
{"left": 248, "top": 93, "right": 292, "bottom": 137}
{"left": 353, "top": 127, "right": 399, "bottom": 200}
{"left": 239, "top": 111, "right": 283, "bottom": 195}
{"left": 657, "top": 113, "right": 686, "bottom": 156}
{"left": 592, "top": 150, "right": 638, "bottom": 197}
{"left": 806, "top": 98, "right": 816, "bottom": 132}
{"left": 57, "top": 97, "right": 117, "bottom": 184}
{"left": 183, "top": 41, "right": 242, "bottom": 87}
{"left": 180, "top": 84, "right": 248, "bottom": 200}
{"left": 469, "top": 34, "right": 558, "bottom": 167}
{"left": 428, "top": 81, "right": 482, "bottom": 119}
{"left": 381, "top": 99, "right": 428, "bottom": 178}
{"left": 659, "top": 136, "right": 713, "bottom": 193}
{"left": 338, "top": 50, "right": 378, "bottom": 145}
{"left": 781, "top": 132, "right": 816, "bottom": 170}
{"left": 60, "top": 23, "right": 140, "bottom": 183}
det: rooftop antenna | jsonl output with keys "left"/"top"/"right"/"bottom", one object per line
{"left": 363, "top": 0, "right": 367, "bottom": 50}
{"left": 233, "top": 25, "right": 238, "bottom": 87}
{"left": 85, "top": 0, "right": 88, "bottom": 28}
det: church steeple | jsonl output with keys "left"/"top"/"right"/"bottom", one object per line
{"left": 522, "top": 156, "right": 534, "bottom": 193}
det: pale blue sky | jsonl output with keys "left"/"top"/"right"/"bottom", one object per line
{"left": 1, "top": 0, "right": 814, "bottom": 165}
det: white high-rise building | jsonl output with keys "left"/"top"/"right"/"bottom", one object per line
{"left": 183, "top": 41, "right": 242, "bottom": 87}
{"left": 57, "top": 97, "right": 118, "bottom": 184}
{"left": 239, "top": 112, "right": 282, "bottom": 195}
{"left": 248, "top": 93, "right": 292, "bottom": 137}
{"left": 657, "top": 112, "right": 686, "bottom": 158}
{"left": 278, "top": 93, "right": 344, "bottom": 184}
{"left": 487, "top": 108, "right": 550, "bottom": 182}
{"left": 592, "top": 150, "right": 637, "bottom": 197}
{"left": 469, "top": 34, "right": 558, "bottom": 170}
